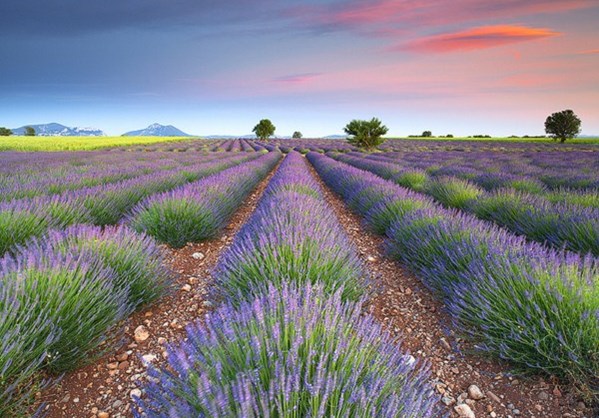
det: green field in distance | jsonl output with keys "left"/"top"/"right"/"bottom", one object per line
{"left": 0, "top": 136, "right": 196, "bottom": 151}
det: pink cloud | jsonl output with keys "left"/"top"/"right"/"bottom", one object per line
{"left": 286, "top": 0, "right": 594, "bottom": 33}
{"left": 578, "top": 48, "right": 599, "bottom": 54}
{"left": 500, "top": 73, "right": 564, "bottom": 88}
{"left": 399, "top": 25, "right": 560, "bottom": 53}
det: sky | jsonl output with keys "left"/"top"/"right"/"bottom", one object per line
{"left": 1, "top": 0, "right": 598, "bottom": 137}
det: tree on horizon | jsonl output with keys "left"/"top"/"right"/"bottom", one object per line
{"left": 344, "top": 118, "right": 388, "bottom": 150}
{"left": 545, "top": 109, "right": 581, "bottom": 143}
{"left": 253, "top": 119, "right": 276, "bottom": 140}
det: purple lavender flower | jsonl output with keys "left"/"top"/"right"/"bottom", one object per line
{"left": 128, "top": 152, "right": 281, "bottom": 247}
{"left": 135, "top": 282, "right": 441, "bottom": 417}
{"left": 308, "top": 151, "right": 599, "bottom": 394}
{"left": 214, "top": 152, "right": 365, "bottom": 304}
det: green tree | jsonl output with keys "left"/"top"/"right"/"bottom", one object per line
{"left": 422, "top": 130, "right": 432, "bottom": 137}
{"left": 344, "top": 118, "right": 388, "bottom": 150}
{"left": 292, "top": 131, "right": 303, "bottom": 139}
{"left": 252, "top": 119, "right": 276, "bottom": 140}
{"left": 24, "top": 126, "right": 36, "bottom": 136}
{"left": 0, "top": 127, "right": 12, "bottom": 136}
{"left": 544, "top": 109, "right": 581, "bottom": 143}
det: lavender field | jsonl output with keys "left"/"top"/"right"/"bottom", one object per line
{"left": 0, "top": 139, "right": 597, "bottom": 417}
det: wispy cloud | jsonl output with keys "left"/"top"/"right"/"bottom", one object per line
{"left": 578, "top": 48, "right": 599, "bottom": 54}
{"left": 398, "top": 25, "right": 559, "bottom": 53}
{"left": 272, "top": 73, "right": 323, "bottom": 84}
{"left": 286, "top": 0, "right": 594, "bottom": 35}
{"left": 0, "top": 0, "right": 282, "bottom": 36}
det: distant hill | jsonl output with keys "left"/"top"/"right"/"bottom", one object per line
{"left": 122, "top": 123, "right": 191, "bottom": 137}
{"left": 11, "top": 123, "right": 105, "bottom": 136}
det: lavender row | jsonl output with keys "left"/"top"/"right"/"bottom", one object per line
{"left": 377, "top": 138, "right": 599, "bottom": 154}
{"left": 128, "top": 151, "right": 281, "bottom": 247}
{"left": 332, "top": 152, "right": 599, "bottom": 256}
{"left": 364, "top": 151, "right": 599, "bottom": 210}
{"left": 0, "top": 148, "right": 156, "bottom": 173}
{"left": 214, "top": 151, "right": 366, "bottom": 303}
{"left": 135, "top": 152, "right": 440, "bottom": 417}
{"left": 0, "top": 149, "right": 194, "bottom": 180}
{"left": 367, "top": 150, "right": 599, "bottom": 192}
{"left": 307, "top": 152, "right": 599, "bottom": 396}
{"left": 255, "top": 138, "right": 359, "bottom": 154}
{"left": 136, "top": 283, "right": 440, "bottom": 417}
{"left": 0, "top": 225, "right": 172, "bottom": 416}
{"left": 0, "top": 152, "right": 215, "bottom": 202}
{"left": 0, "top": 153, "right": 255, "bottom": 255}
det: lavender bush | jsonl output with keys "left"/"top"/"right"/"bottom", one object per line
{"left": 19, "top": 224, "right": 172, "bottom": 310}
{"left": 0, "top": 276, "right": 56, "bottom": 416}
{"left": 332, "top": 152, "right": 599, "bottom": 256}
{"left": 0, "top": 251, "right": 130, "bottom": 373}
{"left": 0, "top": 155, "right": 181, "bottom": 202}
{"left": 0, "top": 154, "right": 253, "bottom": 255}
{"left": 308, "top": 152, "right": 599, "bottom": 397}
{"left": 129, "top": 152, "right": 280, "bottom": 247}
{"left": 214, "top": 152, "right": 365, "bottom": 304}
{"left": 0, "top": 195, "right": 91, "bottom": 255}
{"left": 425, "top": 176, "right": 483, "bottom": 209}
{"left": 1, "top": 213, "right": 181, "bottom": 412}
{"left": 471, "top": 189, "right": 599, "bottom": 255}
{"left": 545, "top": 188, "right": 599, "bottom": 209}
{"left": 385, "top": 211, "right": 599, "bottom": 395}
{"left": 82, "top": 153, "right": 253, "bottom": 225}
{"left": 135, "top": 283, "right": 440, "bottom": 418}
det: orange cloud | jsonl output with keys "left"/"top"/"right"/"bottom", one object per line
{"left": 578, "top": 48, "right": 599, "bottom": 54}
{"left": 288, "top": 0, "right": 594, "bottom": 32}
{"left": 400, "top": 25, "right": 560, "bottom": 53}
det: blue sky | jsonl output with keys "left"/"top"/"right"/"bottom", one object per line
{"left": 1, "top": 0, "right": 598, "bottom": 137}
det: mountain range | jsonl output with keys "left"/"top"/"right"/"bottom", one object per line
{"left": 11, "top": 123, "right": 105, "bottom": 136}
{"left": 9, "top": 123, "right": 193, "bottom": 137}
{"left": 121, "top": 123, "right": 191, "bottom": 137}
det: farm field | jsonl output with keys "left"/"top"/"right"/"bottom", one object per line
{"left": 0, "top": 139, "right": 597, "bottom": 418}
{"left": 0, "top": 136, "right": 196, "bottom": 152}
{"left": 387, "top": 137, "right": 599, "bottom": 145}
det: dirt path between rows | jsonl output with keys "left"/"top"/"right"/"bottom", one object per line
{"left": 39, "top": 162, "right": 280, "bottom": 418}
{"left": 305, "top": 158, "right": 592, "bottom": 418}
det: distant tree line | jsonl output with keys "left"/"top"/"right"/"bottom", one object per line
{"left": 0, "top": 126, "right": 36, "bottom": 136}
{"left": 408, "top": 132, "right": 454, "bottom": 138}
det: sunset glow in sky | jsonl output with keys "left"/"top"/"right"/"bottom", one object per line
{"left": 1, "top": 0, "right": 598, "bottom": 136}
